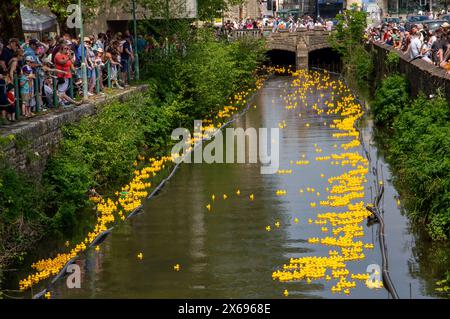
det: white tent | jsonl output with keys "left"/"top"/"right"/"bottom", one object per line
{"left": 20, "top": 3, "right": 57, "bottom": 32}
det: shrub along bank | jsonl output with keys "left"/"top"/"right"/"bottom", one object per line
{"left": 0, "top": 30, "right": 267, "bottom": 276}
{"left": 372, "top": 74, "right": 450, "bottom": 241}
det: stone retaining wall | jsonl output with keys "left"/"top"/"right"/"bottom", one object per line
{"left": 0, "top": 85, "right": 149, "bottom": 177}
{"left": 370, "top": 42, "right": 450, "bottom": 101}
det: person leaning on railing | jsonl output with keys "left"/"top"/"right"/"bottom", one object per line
{"left": 54, "top": 44, "right": 81, "bottom": 106}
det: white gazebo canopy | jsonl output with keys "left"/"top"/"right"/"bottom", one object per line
{"left": 20, "top": 3, "right": 57, "bottom": 32}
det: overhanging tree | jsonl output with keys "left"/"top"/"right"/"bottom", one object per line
{"left": 0, "top": 0, "right": 24, "bottom": 40}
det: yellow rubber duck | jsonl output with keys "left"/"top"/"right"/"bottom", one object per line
{"left": 275, "top": 221, "right": 280, "bottom": 228}
{"left": 137, "top": 252, "right": 143, "bottom": 260}
{"left": 283, "top": 289, "right": 289, "bottom": 297}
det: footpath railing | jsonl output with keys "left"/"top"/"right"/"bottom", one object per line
{"left": 227, "top": 29, "right": 263, "bottom": 40}
{"left": 0, "top": 58, "right": 136, "bottom": 124}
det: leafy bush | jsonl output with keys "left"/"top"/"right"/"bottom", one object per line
{"left": 388, "top": 94, "right": 450, "bottom": 240}
{"left": 372, "top": 74, "right": 409, "bottom": 125}
{"left": 351, "top": 46, "right": 373, "bottom": 89}
{"left": 329, "top": 5, "right": 372, "bottom": 90}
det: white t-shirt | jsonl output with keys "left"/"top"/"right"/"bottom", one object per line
{"left": 410, "top": 36, "right": 422, "bottom": 59}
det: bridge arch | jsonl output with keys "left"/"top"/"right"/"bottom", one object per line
{"left": 265, "top": 29, "right": 334, "bottom": 70}
{"left": 266, "top": 49, "right": 296, "bottom": 68}
{"left": 308, "top": 47, "right": 341, "bottom": 73}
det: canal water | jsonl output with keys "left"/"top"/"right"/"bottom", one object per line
{"left": 11, "top": 74, "right": 450, "bottom": 299}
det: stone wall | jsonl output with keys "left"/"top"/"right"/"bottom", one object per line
{"left": 370, "top": 42, "right": 450, "bottom": 101}
{"left": 0, "top": 85, "right": 148, "bottom": 178}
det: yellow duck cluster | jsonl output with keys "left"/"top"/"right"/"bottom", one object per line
{"left": 19, "top": 155, "right": 173, "bottom": 291}
{"left": 268, "top": 69, "right": 381, "bottom": 296}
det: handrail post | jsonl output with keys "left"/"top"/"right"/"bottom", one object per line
{"left": 127, "top": 57, "right": 131, "bottom": 83}
{"left": 13, "top": 75, "right": 20, "bottom": 119}
{"left": 34, "top": 76, "right": 40, "bottom": 113}
{"left": 68, "top": 77, "right": 74, "bottom": 98}
{"left": 95, "top": 66, "right": 100, "bottom": 94}
{"left": 107, "top": 60, "right": 111, "bottom": 88}
{"left": 53, "top": 77, "right": 58, "bottom": 108}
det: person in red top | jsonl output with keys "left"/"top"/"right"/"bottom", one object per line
{"left": 6, "top": 83, "right": 16, "bottom": 121}
{"left": 54, "top": 45, "right": 74, "bottom": 94}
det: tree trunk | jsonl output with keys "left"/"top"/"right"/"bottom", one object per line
{"left": 0, "top": 2, "right": 24, "bottom": 40}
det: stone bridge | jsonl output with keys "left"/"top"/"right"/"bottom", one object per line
{"left": 229, "top": 28, "right": 333, "bottom": 69}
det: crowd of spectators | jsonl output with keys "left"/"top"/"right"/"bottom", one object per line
{"left": 0, "top": 30, "right": 138, "bottom": 124}
{"left": 221, "top": 15, "right": 334, "bottom": 34}
{"left": 366, "top": 13, "right": 450, "bottom": 73}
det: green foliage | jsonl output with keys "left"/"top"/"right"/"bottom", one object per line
{"left": 329, "top": 5, "right": 372, "bottom": 90}
{"left": 385, "top": 51, "right": 400, "bottom": 74}
{"left": 329, "top": 4, "right": 367, "bottom": 57}
{"left": 372, "top": 74, "right": 409, "bottom": 125}
{"left": 0, "top": 164, "right": 49, "bottom": 267}
{"left": 388, "top": 94, "right": 450, "bottom": 240}
{"left": 386, "top": 51, "right": 400, "bottom": 66}
{"left": 436, "top": 271, "right": 450, "bottom": 296}
{"left": 142, "top": 29, "right": 266, "bottom": 121}
{"left": 197, "top": 0, "right": 245, "bottom": 21}
{"left": 0, "top": 165, "right": 47, "bottom": 222}
{"left": 352, "top": 46, "right": 373, "bottom": 89}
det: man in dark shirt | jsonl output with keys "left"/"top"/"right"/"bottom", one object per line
{"left": 120, "top": 36, "right": 133, "bottom": 86}
{"left": 0, "top": 38, "right": 19, "bottom": 72}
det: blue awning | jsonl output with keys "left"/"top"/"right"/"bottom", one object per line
{"left": 21, "top": 3, "right": 57, "bottom": 32}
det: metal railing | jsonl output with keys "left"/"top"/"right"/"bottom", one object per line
{"left": 1, "top": 58, "right": 135, "bottom": 124}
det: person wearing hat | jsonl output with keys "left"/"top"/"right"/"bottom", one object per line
{"left": 409, "top": 26, "right": 423, "bottom": 61}
{"left": 81, "top": 37, "right": 96, "bottom": 96}
{"left": 75, "top": 36, "right": 95, "bottom": 97}
{"left": 24, "top": 39, "right": 41, "bottom": 66}
{"left": 19, "top": 65, "right": 35, "bottom": 117}
{"left": 94, "top": 47, "right": 105, "bottom": 91}
{"left": 0, "top": 38, "right": 19, "bottom": 72}
{"left": 55, "top": 44, "right": 76, "bottom": 96}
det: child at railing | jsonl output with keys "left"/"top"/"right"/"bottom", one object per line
{"left": 43, "top": 76, "right": 82, "bottom": 107}
{"left": 6, "top": 83, "right": 16, "bottom": 122}
{"left": 106, "top": 41, "right": 123, "bottom": 89}
{"left": 95, "top": 48, "right": 105, "bottom": 91}
{"left": 19, "top": 65, "right": 34, "bottom": 117}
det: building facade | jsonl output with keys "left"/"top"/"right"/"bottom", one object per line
{"left": 84, "top": 0, "right": 197, "bottom": 35}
